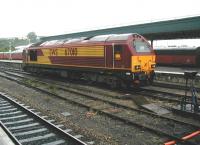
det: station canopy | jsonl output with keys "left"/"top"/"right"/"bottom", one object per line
{"left": 41, "top": 16, "right": 200, "bottom": 41}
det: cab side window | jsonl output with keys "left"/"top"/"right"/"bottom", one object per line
{"left": 114, "top": 45, "right": 122, "bottom": 60}
{"left": 30, "top": 50, "right": 37, "bottom": 61}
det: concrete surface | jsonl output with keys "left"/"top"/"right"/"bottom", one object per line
{"left": 0, "top": 127, "right": 15, "bottom": 145}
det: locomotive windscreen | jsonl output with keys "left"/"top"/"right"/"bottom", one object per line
{"left": 134, "top": 40, "right": 151, "bottom": 53}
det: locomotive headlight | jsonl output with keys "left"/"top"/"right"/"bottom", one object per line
{"left": 126, "top": 72, "right": 131, "bottom": 75}
{"left": 151, "top": 64, "right": 156, "bottom": 68}
{"left": 135, "top": 65, "right": 141, "bottom": 70}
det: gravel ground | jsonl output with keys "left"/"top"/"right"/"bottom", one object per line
{"left": 0, "top": 76, "right": 167, "bottom": 145}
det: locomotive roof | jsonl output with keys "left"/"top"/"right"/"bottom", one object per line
{"left": 36, "top": 33, "right": 140, "bottom": 47}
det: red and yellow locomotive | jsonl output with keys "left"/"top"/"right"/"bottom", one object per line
{"left": 23, "top": 33, "right": 155, "bottom": 87}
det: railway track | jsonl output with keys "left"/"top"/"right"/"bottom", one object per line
{"left": 134, "top": 85, "right": 200, "bottom": 121}
{"left": 1, "top": 69, "right": 199, "bottom": 118}
{"left": 0, "top": 68, "right": 121, "bottom": 98}
{"left": 1, "top": 66, "right": 199, "bottom": 99}
{"left": 3, "top": 68, "right": 197, "bottom": 103}
{"left": 136, "top": 87, "right": 184, "bottom": 103}
{"left": 0, "top": 70, "right": 200, "bottom": 144}
{"left": 0, "top": 68, "right": 194, "bottom": 103}
{"left": 153, "top": 81, "right": 200, "bottom": 92}
{"left": 0, "top": 92, "right": 87, "bottom": 145}
{"left": 137, "top": 84, "right": 200, "bottom": 104}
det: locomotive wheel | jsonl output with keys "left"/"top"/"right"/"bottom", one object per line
{"left": 119, "top": 80, "right": 130, "bottom": 89}
{"left": 108, "top": 77, "right": 120, "bottom": 89}
{"left": 148, "top": 78, "right": 154, "bottom": 85}
{"left": 110, "top": 80, "right": 117, "bottom": 89}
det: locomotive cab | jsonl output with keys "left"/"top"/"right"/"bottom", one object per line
{"left": 130, "top": 34, "right": 155, "bottom": 84}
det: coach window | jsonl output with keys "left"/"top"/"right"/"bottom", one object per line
{"left": 114, "top": 45, "right": 122, "bottom": 60}
{"left": 30, "top": 50, "right": 37, "bottom": 61}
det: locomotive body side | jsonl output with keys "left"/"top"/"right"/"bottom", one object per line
{"left": 23, "top": 34, "right": 155, "bottom": 87}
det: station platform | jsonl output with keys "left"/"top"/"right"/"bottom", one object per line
{"left": 0, "top": 60, "right": 22, "bottom": 63}
{"left": 0, "top": 60, "right": 22, "bottom": 70}
{"left": 155, "top": 66, "right": 200, "bottom": 86}
{"left": 0, "top": 127, "right": 15, "bottom": 145}
{"left": 155, "top": 66, "right": 200, "bottom": 76}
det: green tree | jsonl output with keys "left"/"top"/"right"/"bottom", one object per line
{"left": 27, "top": 32, "right": 37, "bottom": 43}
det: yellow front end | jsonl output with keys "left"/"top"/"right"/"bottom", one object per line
{"left": 131, "top": 55, "right": 156, "bottom": 82}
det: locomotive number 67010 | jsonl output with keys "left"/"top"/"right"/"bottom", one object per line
{"left": 65, "top": 48, "right": 77, "bottom": 56}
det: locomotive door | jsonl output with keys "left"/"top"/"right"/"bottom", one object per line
{"left": 105, "top": 45, "right": 113, "bottom": 68}
{"left": 105, "top": 45, "right": 123, "bottom": 68}
{"left": 114, "top": 45, "right": 123, "bottom": 68}
{"left": 22, "top": 49, "right": 28, "bottom": 63}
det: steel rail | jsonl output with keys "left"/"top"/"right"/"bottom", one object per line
{"left": 0, "top": 92, "right": 87, "bottom": 145}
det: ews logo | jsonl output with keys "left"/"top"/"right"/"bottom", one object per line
{"left": 49, "top": 49, "right": 58, "bottom": 56}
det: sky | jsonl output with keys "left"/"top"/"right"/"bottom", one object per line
{"left": 0, "top": 0, "right": 200, "bottom": 42}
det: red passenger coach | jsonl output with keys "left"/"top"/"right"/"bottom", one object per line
{"left": 11, "top": 50, "right": 23, "bottom": 60}
{"left": 155, "top": 47, "right": 200, "bottom": 67}
{"left": 0, "top": 51, "right": 23, "bottom": 60}
{"left": 0, "top": 52, "right": 10, "bottom": 60}
{"left": 0, "top": 45, "right": 30, "bottom": 61}
{"left": 0, "top": 52, "right": 4, "bottom": 59}
{"left": 23, "top": 33, "right": 156, "bottom": 87}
